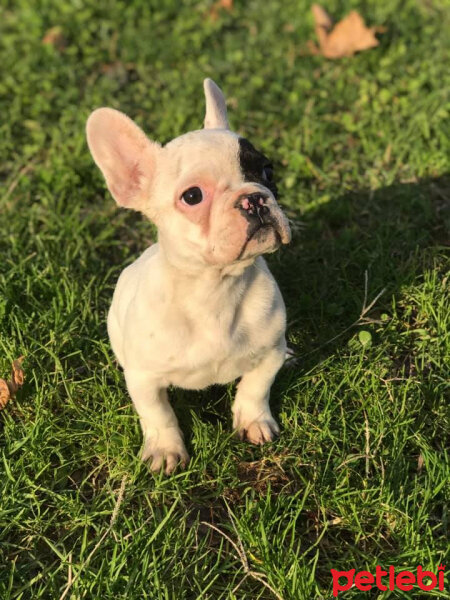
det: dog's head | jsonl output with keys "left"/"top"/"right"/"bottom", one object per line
{"left": 86, "top": 79, "right": 291, "bottom": 269}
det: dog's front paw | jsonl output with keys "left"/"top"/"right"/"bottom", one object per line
{"left": 233, "top": 412, "right": 280, "bottom": 445}
{"left": 141, "top": 427, "right": 189, "bottom": 475}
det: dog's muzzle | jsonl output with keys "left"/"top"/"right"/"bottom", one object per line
{"left": 234, "top": 190, "right": 291, "bottom": 261}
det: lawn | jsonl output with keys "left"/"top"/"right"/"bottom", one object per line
{"left": 0, "top": 0, "right": 449, "bottom": 598}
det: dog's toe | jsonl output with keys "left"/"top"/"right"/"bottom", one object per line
{"left": 245, "top": 420, "right": 278, "bottom": 444}
{"left": 141, "top": 428, "right": 189, "bottom": 475}
{"left": 147, "top": 450, "right": 189, "bottom": 475}
{"left": 235, "top": 415, "right": 279, "bottom": 445}
{"left": 163, "top": 452, "right": 189, "bottom": 475}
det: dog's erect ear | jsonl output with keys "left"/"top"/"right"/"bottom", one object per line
{"left": 203, "top": 78, "right": 229, "bottom": 130}
{"left": 86, "top": 108, "right": 160, "bottom": 211}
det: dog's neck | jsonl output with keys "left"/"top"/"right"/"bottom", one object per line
{"left": 157, "top": 236, "right": 257, "bottom": 281}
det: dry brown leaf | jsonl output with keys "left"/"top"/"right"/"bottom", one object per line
{"left": 417, "top": 453, "right": 424, "bottom": 472}
{"left": 208, "top": 0, "right": 233, "bottom": 21}
{"left": 0, "top": 380, "right": 10, "bottom": 410}
{"left": 310, "top": 4, "right": 385, "bottom": 59}
{"left": 311, "top": 3, "right": 333, "bottom": 49}
{"left": 42, "top": 26, "right": 66, "bottom": 51}
{"left": 0, "top": 357, "right": 25, "bottom": 411}
{"left": 12, "top": 358, "right": 24, "bottom": 388}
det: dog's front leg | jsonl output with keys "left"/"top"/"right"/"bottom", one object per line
{"left": 232, "top": 347, "right": 285, "bottom": 444}
{"left": 124, "top": 370, "right": 189, "bottom": 474}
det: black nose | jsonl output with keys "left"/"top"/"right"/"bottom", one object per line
{"left": 239, "top": 192, "right": 270, "bottom": 223}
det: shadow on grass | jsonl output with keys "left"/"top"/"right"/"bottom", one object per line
{"left": 275, "top": 174, "right": 449, "bottom": 365}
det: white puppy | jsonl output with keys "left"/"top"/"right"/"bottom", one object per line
{"left": 86, "top": 79, "right": 291, "bottom": 474}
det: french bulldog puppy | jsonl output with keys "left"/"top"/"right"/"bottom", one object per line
{"left": 86, "top": 79, "right": 291, "bottom": 474}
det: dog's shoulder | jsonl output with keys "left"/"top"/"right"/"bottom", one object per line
{"left": 116, "top": 243, "right": 159, "bottom": 286}
{"left": 111, "top": 243, "right": 160, "bottom": 317}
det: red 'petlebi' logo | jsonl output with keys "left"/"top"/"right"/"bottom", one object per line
{"left": 330, "top": 565, "right": 445, "bottom": 596}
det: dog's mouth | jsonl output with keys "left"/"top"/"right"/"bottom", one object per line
{"left": 236, "top": 222, "right": 281, "bottom": 261}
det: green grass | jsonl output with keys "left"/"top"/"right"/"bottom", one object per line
{"left": 0, "top": 0, "right": 449, "bottom": 598}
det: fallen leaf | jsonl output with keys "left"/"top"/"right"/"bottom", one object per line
{"left": 12, "top": 358, "right": 24, "bottom": 388}
{"left": 417, "top": 453, "right": 424, "bottom": 472}
{"left": 310, "top": 4, "right": 385, "bottom": 59}
{"left": 0, "top": 357, "right": 25, "bottom": 411}
{"left": 0, "top": 380, "right": 10, "bottom": 410}
{"left": 208, "top": 0, "right": 233, "bottom": 21}
{"left": 42, "top": 26, "right": 66, "bottom": 51}
{"left": 311, "top": 3, "right": 333, "bottom": 49}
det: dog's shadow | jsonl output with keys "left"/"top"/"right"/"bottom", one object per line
{"left": 172, "top": 174, "right": 448, "bottom": 438}
{"left": 278, "top": 175, "right": 448, "bottom": 360}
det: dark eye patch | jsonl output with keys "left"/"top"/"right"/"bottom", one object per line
{"left": 238, "top": 137, "right": 278, "bottom": 199}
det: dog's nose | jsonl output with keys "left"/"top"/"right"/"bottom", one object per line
{"left": 239, "top": 193, "right": 270, "bottom": 223}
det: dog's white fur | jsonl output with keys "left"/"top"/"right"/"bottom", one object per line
{"left": 86, "top": 79, "right": 291, "bottom": 474}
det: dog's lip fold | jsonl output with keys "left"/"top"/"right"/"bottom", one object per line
{"left": 236, "top": 222, "right": 281, "bottom": 261}
{"left": 278, "top": 218, "right": 291, "bottom": 244}
{"left": 248, "top": 222, "right": 275, "bottom": 242}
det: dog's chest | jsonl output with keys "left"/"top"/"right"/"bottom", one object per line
{"left": 137, "top": 285, "right": 270, "bottom": 388}
{"left": 112, "top": 250, "right": 284, "bottom": 389}
{"left": 163, "top": 306, "right": 267, "bottom": 388}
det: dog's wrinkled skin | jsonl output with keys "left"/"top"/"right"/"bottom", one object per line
{"left": 86, "top": 79, "right": 291, "bottom": 474}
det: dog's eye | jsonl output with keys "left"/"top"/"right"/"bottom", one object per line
{"left": 262, "top": 165, "right": 274, "bottom": 182}
{"left": 181, "top": 187, "right": 203, "bottom": 206}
